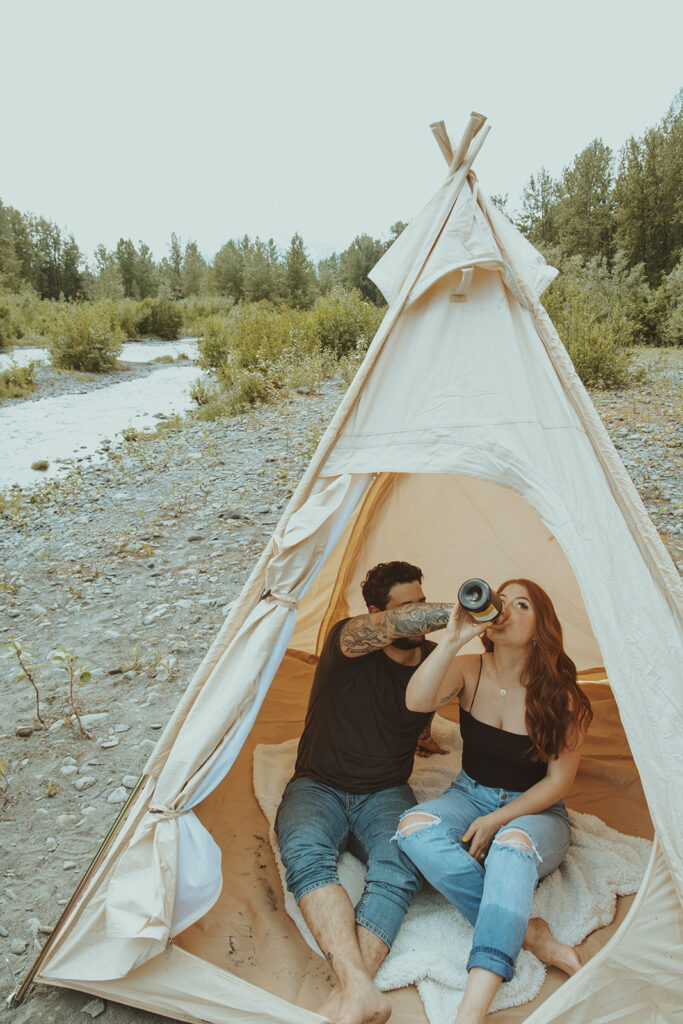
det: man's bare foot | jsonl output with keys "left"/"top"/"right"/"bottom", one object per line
{"left": 318, "top": 972, "right": 391, "bottom": 1024}
{"left": 523, "top": 917, "right": 581, "bottom": 975}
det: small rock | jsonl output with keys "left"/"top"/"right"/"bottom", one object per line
{"left": 187, "top": 534, "right": 203, "bottom": 542}
{"left": 107, "top": 787, "right": 127, "bottom": 805}
{"left": 112, "top": 723, "right": 130, "bottom": 733}
{"left": 122, "top": 775, "right": 138, "bottom": 789}
{"left": 4, "top": 887, "right": 18, "bottom": 900}
{"left": 98, "top": 738, "right": 118, "bottom": 749}
{"left": 15, "top": 726, "right": 33, "bottom": 738}
{"left": 60, "top": 765, "right": 78, "bottom": 776}
{"left": 8, "top": 609, "right": 20, "bottom": 618}
{"left": 82, "top": 998, "right": 106, "bottom": 1018}
{"left": 30, "top": 603, "right": 48, "bottom": 617}
{"left": 74, "top": 776, "right": 96, "bottom": 791}
{"left": 46, "top": 837, "right": 57, "bottom": 851}
{"left": 56, "top": 813, "right": 77, "bottom": 829}
{"left": 149, "top": 723, "right": 163, "bottom": 730}
{"left": 143, "top": 604, "right": 170, "bottom": 625}
{"left": 107, "top": 667, "right": 123, "bottom": 676}
{"left": 63, "top": 861, "right": 77, "bottom": 870}
{"left": 174, "top": 599, "right": 193, "bottom": 609}
{"left": 49, "top": 719, "right": 66, "bottom": 733}
{"left": 104, "top": 629, "right": 121, "bottom": 640}
{"left": 79, "top": 712, "right": 109, "bottom": 729}
{"left": 0, "top": 924, "right": 8, "bottom": 937}
{"left": 10, "top": 939, "right": 27, "bottom": 955}
{"left": 62, "top": 756, "right": 77, "bottom": 766}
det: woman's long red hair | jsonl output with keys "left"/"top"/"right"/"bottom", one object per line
{"left": 482, "top": 579, "right": 593, "bottom": 761}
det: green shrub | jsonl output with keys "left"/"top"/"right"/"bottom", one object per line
{"left": 311, "top": 287, "right": 384, "bottom": 357}
{"left": 180, "top": 295, "right": 235, "bottom": 336}
{"left": 47, "top": 304, "right": 124, "bottom": 372}
{"left": 0, "top": 299, "right": 11, "bottom": 349}
{"left": 544, "top": 280, "right": 632, "bottom": 387}
{"left": 136, "top": 298, "right": 182, "bottom": 339}
{"left": 113, "top": 299, "right": 144, "bottom": 340}
{"left": 0, "top": 361, "right": 38, "bottom": 402}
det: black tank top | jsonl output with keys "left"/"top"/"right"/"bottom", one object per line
{"left": 459, "top": 656, "right": 547, "bottom": 790}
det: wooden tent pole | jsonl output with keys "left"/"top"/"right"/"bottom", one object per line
{"left": 446, "top": 110, "right": 487, "bottom": 176}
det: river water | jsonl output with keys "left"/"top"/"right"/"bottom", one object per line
{"left": 1, "top": 340, "right": 202, "bottom": 490}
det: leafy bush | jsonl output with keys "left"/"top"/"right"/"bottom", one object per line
{"left": 544, "top": 278, "right": 632, "bottom": 387}
{"left": 311, "top": 287, "right": 384, "bottom": 357}
{"left": 136, "top": 298, "right": 182, "bottom": 339}
{"left": 47, "top": 303, "right": 124, "bottom": 372}
{"left": 0, "top": 361, "right": 38, "bottom": 402}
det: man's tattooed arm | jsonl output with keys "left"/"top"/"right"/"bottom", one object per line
{"left": 339, "top": 603, "right": 452, "bottom": 657}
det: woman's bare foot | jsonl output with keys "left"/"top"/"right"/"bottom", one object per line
{"left": 318, "top": 972, "right": 391, "bottom": 1024}
{"left": 523, "top": 917, "right": 581, "bottom": 975}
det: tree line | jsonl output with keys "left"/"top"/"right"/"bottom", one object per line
{"left": 0, "top": 92, "right": 680, "bottom": 325}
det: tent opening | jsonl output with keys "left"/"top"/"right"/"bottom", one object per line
{"left": 175, "top": 472, "right": 653, "bottom": 1023}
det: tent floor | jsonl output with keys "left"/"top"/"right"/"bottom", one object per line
{"left": 176, "top": 653, "right": 653, "bottom": 1023}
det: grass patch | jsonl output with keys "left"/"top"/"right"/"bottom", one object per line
{"left": 31, "top": 460, "right": 49, "bottom": 471}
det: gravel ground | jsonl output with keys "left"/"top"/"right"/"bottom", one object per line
{"left": 0, "top": 347, "right": 680, "bottom": 1023}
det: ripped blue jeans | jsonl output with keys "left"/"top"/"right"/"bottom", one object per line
{"left": 395, "top": 770, "right": 570, "bottom": 981}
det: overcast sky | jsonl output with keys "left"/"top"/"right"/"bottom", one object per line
{"left": 2, "top": 0, "right": 681, "bottom": 265}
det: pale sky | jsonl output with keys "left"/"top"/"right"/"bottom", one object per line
{"left": 1, "top": 0, "right": 681, "bottom": 265}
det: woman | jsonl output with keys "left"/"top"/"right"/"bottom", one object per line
{"left": 396, "top": 579, "right": 592, "bottom": 1024}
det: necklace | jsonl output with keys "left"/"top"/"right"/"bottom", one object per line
{"left": 490, "top": 658, "right": 508, "bottom": 697}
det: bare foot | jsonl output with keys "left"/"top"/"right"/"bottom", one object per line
{"left": 318, "top": 973, "right": 391, "bottom": 1024}
{"left": 523, "top": 917, "right": 581, "bottom": 975}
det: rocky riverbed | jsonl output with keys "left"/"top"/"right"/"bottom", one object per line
{"left": 0, "top": 348, "right": 680, "bottom": 1023}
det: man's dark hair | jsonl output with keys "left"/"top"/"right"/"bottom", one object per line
{"left": 361, "top": 561, "right": 423, "bottom": 611}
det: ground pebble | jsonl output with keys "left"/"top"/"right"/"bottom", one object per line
{"left": 74, "top": 776, "right": 96, "bottom": 791}
{"left": 10, "top": 938, "right": 27, "bottom": 955}
{"left": 112, "top": 723, "right": 130, "bottom": 733}
{"left": 79, "top": 712, "right": 109, "bottom": 729}
{"left": 0, "top": 924, "right": 8, "bottom": 937}
{"left": 82, "top": 998, "right": 106, "bottom": 1018}
{"left": 45, "top": 836, "right": 57, "bottom": 851}
{"left": 61, "top": 765, "right": 78, "bottom": 776}
{"left": 63, "top": 861, "right": 77, "bottom": 870}
{"left": 122, "top": 775, "right": 138, "bottom": 789}
{"left": 107, "top": 787, "right": 127, "bottom": 805}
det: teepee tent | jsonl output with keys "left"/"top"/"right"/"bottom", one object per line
{"left": 14, "top": 112, "right": 682, "bottom": 1024}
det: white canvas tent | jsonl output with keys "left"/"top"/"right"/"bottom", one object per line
{"left": 14, "top": 112, "right": 683, "bottom": 1024}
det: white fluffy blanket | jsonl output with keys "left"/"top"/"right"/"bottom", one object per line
{"left": 253, "top": 715, "right": 651, "bottom": 1023}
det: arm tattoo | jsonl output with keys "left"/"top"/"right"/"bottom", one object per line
{"left": 340, "top": 603, "right": 452, "bottom": 656}
{"left": 439, "top": 686, "right": 459, "bottom": 706}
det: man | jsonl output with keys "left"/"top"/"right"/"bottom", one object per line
{"left": 275, "top": 561, "right": 454, "bottom": 1024}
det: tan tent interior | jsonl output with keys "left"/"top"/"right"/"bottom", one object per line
{"left": 175, "top": 471, "right": 654, "bottom": 1023}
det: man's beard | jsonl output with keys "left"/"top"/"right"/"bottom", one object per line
{"left": 392, "top": 635, "right": 424, "bottom": 650}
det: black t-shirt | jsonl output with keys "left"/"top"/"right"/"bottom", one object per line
{"left": 293, "top": 618, "right": 435, "bottom": 794}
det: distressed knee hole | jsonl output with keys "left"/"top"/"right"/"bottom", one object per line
{"left": 397, "top": 811, "right": 441, "bottom": 837}
{"left": 494, "top": 828, "right": 540, "bottom": 862}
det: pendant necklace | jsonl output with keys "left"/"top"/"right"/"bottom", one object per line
{"left": 491, "top": 658, "right": 507, "bottom": 697}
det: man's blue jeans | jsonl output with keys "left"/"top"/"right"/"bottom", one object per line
{"left": 395, "top": 770, "right": 571, "bottom": 981}
{"left": 275, "top": 776, "right": 423, "bottom": 949}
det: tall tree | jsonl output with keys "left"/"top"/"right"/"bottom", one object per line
{"left": 614, "top": 92, "right": 683, "bottom": 283}
{"left": 555, "top": 139, "right": 615, "bottom": 261}
{"left": 284, "top": 233, "right": 317, "bottom": 308}
{"left": 181, "top": 240, "right": 207, "bottom": 296}
{"left": 516, "top": 168, "right": 560, "bottom": 247}
{"left": 339, "top": 234, "right": 385, "bottom": 303}
{"left": 212, "top": 238, "right": 247, "bottom": 299}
